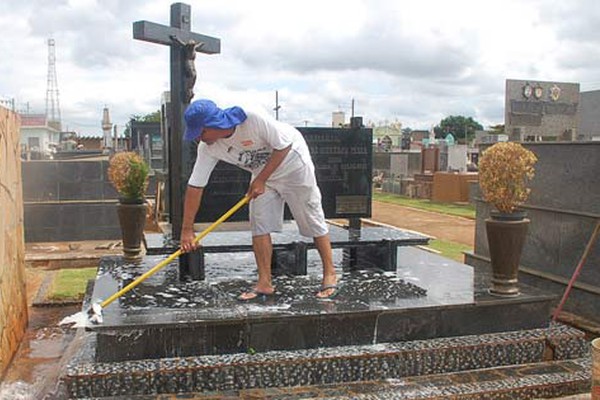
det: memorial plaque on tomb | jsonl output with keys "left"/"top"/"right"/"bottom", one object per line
{"left": 505, "top": 79, "right": 580, "bottom": 141}
{"left": 191, "top": 126, "right": 373, "bottom": 222}
{"left": 299, "top": 127, "right": 372, "bottom": 218}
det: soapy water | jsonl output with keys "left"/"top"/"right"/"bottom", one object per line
{"left": 58, "top": 311, "right": 90, "bottom": 328}
{"left": 0, "top": 381, "right": 35, "bottom": 400}
{"left": 2, "top": 306, "right": 88, "bottom": 400}
{"left": 58, "top": 250, "right": 343, "bottom": 325}
{"left": 59, "top": 303, "right": 103, "bottom": 328}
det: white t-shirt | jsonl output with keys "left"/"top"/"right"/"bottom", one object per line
{"left": 188, "top": 108, "right": 314, "bottom": 188}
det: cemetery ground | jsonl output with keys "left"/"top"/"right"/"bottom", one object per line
{"left": 0, "top": 195, "right": 596, "bottom": 399}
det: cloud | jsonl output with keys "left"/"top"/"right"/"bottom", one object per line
{"left": 1, "top": 0, "right": 599, "bottom": 135}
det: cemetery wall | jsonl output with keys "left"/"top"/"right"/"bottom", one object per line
{"left": 0, "top": 107, "right": 28, "bottom": 376}
{"left": 579, "top": 90, "right": 600, "bottom": 141}
{"left": 467, "top": 142, "right": 600, "bottom": 322}
{"left": 22, "top": 159, "right": 157, "bottom": 242}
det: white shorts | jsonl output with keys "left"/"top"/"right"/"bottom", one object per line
{"left": 249, "top": 163, "right": 329, "bottom": 238}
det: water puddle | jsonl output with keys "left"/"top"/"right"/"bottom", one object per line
{"left": 2, "top": 305, "right": 81, "bottom": 399}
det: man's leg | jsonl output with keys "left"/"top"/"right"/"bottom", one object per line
{"left": 314, "top": 234, "right": 337, "bottom": 298}
{"left": 239, "top": 233, "right": 275, "bottom": 300}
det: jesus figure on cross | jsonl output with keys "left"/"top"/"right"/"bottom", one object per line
{"left": 170, "top": 35, "right": 205, "bottom": 104}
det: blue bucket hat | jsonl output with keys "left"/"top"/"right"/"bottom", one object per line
{"left": 183, "top": 99, "right": 247, "bottom": 141}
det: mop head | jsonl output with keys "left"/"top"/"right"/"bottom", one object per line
{"left": 87, "top": 302, "right": 104, "bottom": 325}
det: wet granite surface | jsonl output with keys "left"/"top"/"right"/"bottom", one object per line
{"left": 145, "top": 223, "right": 430, "bottom": 253}
{"left": 88, "top": 247, "right": 472, "bottom": 330}
{"left": 148, "top": 223, "right": 431, "bottom": 275}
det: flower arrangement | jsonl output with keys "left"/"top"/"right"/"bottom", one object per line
{"left": 478, "top": 142, "right": 537, "bottom": 214}
{"left": 108, "top": 152, "right": 149, "bottom": 203}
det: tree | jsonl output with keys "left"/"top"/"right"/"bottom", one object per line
{"left": 434, "top": 115, "right": 483, "bottom": 142}
{"left": 138, "top": 110, "right": 161, "bottom": 123}
{"left": 123, "top": 110, "right": 161, "bottom": 138}
{"left": 489, "top": 124, "right": 505, "bottom": 134}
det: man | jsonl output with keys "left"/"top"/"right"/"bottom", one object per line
{"left": 180, "top": 99, "right": 338, "bottom": 301}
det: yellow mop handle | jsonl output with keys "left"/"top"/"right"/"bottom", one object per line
{"left": 99, "top": 195, "right": 250, "bottom": 309}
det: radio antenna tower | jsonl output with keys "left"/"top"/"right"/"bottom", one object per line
{"left": 45, "top": 38, "right": 62, "bottom": 131}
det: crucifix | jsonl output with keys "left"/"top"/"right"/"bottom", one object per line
{"left": 132, "top": 3, "right": 220, "bottom": 240}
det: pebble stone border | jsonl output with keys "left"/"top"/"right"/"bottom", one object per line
{"left": 64, "top": 323, "right": 589, "bottom": 398}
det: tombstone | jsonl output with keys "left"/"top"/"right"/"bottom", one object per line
{"left": 421, "top": 147, "right": 439, "bottom": 173}
{"left": 380, "top": 135, "right": 392, "bottom": 151}
{"left": 505, "top": 79, "right": 580, "bottom": 142}
{"left": 130, "top": 120, "right": 164, "bottom": 170}
{"left": 182, "top": 126, "right": 373, "bottom": 224}
{"left": 447, "top": 144, "right": 468, "bottom": 172}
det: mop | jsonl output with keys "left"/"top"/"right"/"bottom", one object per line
{"left": 60, "top": 195, "right": 250, "bottom": 327}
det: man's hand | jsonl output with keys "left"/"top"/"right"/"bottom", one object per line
{"left": 180, "top": 227, "right": 199, "bottom": 253}
{"left": 247, "top": 178, "right": 266, "bottom": 199}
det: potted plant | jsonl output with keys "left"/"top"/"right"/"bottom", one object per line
{"left": 478, "top": 142, "right": 537, "bottom": 296}
{"left": 108, "top": 151, "right": 149, "bottom": 261}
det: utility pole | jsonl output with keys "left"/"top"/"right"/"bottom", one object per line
{"left": 274, "top": 90, "right": 281, "bottom": 120}
{"left": 351, "top": 98, "right": 355, "bottom": 119}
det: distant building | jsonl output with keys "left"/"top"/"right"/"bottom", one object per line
{"left": 18, "top": 113, "right": 60, "bottom": 154}
{"left": 332, "top": 111, "right": 345, "bottom": 128}
{"left": 505, "top": 79, "right": 580, "bottom": 142}
{"left": 474, "top": 130, "right": 508, "bottom": 145}
{"left": 410, "top": 130, "right": 430, "bottom": 143}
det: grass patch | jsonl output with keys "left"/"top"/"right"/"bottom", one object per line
{"left": 48, "top": 267, "right": 97, "bottom": 301}
{"left": 373, "top": 192, "right": 476, "bottom": 219}
{"left": 426, "top": 239, "right": 473, "bottom": 262}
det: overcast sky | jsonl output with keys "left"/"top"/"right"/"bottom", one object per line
{"left": 1, "top": 0, "right": 599, "bottom": 136}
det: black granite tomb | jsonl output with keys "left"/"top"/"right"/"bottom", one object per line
{"left": 79, "top": 247, "right": 557, "bottom": 365}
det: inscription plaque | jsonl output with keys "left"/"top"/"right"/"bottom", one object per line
{"left": 544, "top": 102, "right": 577, "bottom": 116}
{"left": 511, "top": 101, "right": 543, "bottom": 115}
{"left": 335, "top": 195, "right": 370, "bottom": 214}
{"left": 510, "top": 113, "right": 542, "bottom": 127}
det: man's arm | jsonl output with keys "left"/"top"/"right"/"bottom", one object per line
{"left": 180, "top": 185, "right": 204, "bottom": 252}
{"left": 247, "top": 145, "right": 292, "bottom": 198}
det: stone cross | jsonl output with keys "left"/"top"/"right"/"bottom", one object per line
{"left": 133, "top": 2, "right": 220, "bottom": 236}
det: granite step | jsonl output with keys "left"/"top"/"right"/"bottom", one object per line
{"left": 100, "top": 357, "right": 592, "bottom": 399}
{"left": 346, "top": 357, "right": 591, "bottom": 399}
{"left": 64, "top": 323, "right": 590, "bottom": 399}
